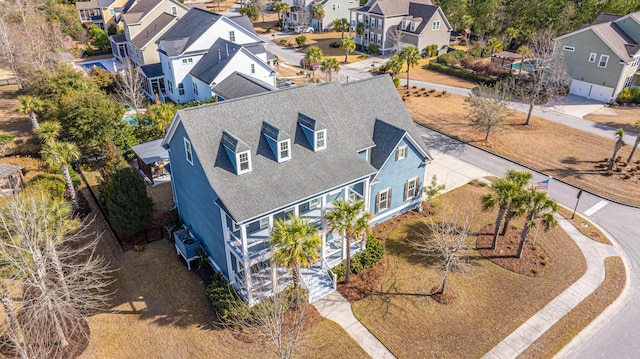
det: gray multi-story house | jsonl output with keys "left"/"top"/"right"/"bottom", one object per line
{"left": 350, "top": 0, "right": 452, "bottom": 55}
{"left": 555, "top": 11, "right": 640, "bottom": 103}
{"left": 283, "top": 0, "right": 356, "bottom": 32}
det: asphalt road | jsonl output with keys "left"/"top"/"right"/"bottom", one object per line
{"left": 415, "top": 125, "right": 640, "bottom": 359}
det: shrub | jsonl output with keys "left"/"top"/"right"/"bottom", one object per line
{"left": 332, "top": 235, "right": 385, "bottom": 281}
{"left": 265, "top": 26, "right": 272, "bottom": 33}
{"left": 460, "top": 56, "right": 475, "bottom": 68}
{"left": 532, "top": 268, "right": 539, "bottom": 274}
{"left": 436, "top": 50, "right": 466, "bottom": 65}
{"left": 393, "top": 77, "right": 400, "bottom": 88}
{"left": 28, "top": 173, "right": 66, "bottom": 199}
{"left": 469, "top": 46, "right": 483, "bottom": 58}
{"left": 442, "top": 90, "right": 447, "bottom": 95}
{"left": 605, "top": 170, "right": 614, "bottom": 176}
{"left": 428, "top": 62, "right": 497, "bottom": 85}
{"left": 367, "top": 44, "right": 379, "bottom": 54}
{"left": 295, "top": 35, "right": 307, "bottom": 47}
{"left": 616, "top": 87, "right": 640, "bottom": 104}
{"left": 206, "top": 272, "right": 251, "bottom": 321}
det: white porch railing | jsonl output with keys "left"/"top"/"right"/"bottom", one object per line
{"left": 322, "top": 258, "right": 337, "bottom": 290}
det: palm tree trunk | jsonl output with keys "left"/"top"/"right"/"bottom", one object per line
{"left": 292, "top": 263, "right": 301, "bottom": 310}
{"left": 500, "top": 205, "right": 513, "bottom": 236}
{"left": 516, "top": 214, "right": 535, "bottom": 258}
{"left": 608, "top": 144, "right": 622, "bottom": 170}
{"left": 524, "top": 103, "right": 533, "bottom": 125}
{"left": 344, "top": 49, "right": 349, "bottom": 63}
{"left": 344, "top": 235, "right": 351, "bottom": 284}
{"left": 30, "top": 111, "right": 40, "bottom": 130}
{"left": 491, "top": 206, "right": 506, "bottom": 250}
{"left": 406, "top": 64, "right": 410, "bottom": 89}
{"left": 627, "top": 136, "right": 640, "bottom": 164}
{"left": 61, "top": 165, "right": 79, "bottom": 210}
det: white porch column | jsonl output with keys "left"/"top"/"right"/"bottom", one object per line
{"left": 320, "top": 194, "right": 326, "bottom": 261}
{"left": 220, "top": 209, "right": 234, "bottom": 281}
{"left": 240, "top": 224, "right": 252, "bottom": 302}
{"left": 363, "top": 177, "right": 371, "bottom": 215}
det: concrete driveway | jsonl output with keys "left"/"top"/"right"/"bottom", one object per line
{"left": 548, "top": 94, "right": 606, "bottom": 118}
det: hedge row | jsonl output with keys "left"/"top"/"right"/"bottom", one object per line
{"left": 427, "top": 62, "right": 497, "bottom": 85}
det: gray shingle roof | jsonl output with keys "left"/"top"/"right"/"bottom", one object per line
{"left": 0, "top": 164, "right": 22, "bottom": 179}
{"left": 110, "top": 33, "right": 127, "bottom": 43}
{"left": 228, "top": 15, "right": 258, "bottom": 35}
{"left": 76, "top": 0, "right": 100, "bottom": 10}
{"left": 405, "top": 3, "right": 442, "bottom": 34}
{"left": 98, "top": 0, "right": 116, "bottom": 8}
{"left": 370, "top": 120, "right": 406, "bottom": 169}
{"left": 592, "top": 13, "right": 623, "bottom": 25}
{"left": 189, "top": 39, "right": 242, "bottom": 85}
{"left": 157, "top": 8, "right": 221, "bottom": 56}
{"left": 213, "top": 72, "right": 274, "bottom": 100}
{"left": 168, "top": 76, "right": 429, "bottom": 222}
{"left": 140, "top": 62, "right": 164, "bottom": 78}
{"left": 131, "top": 12, "right": 176, "bottom": 48}
{"left": 591, "top": 21, "right": 638, "bottom": 62}
{"left": 361, "top": 0, "right": 433, "bottom": 17}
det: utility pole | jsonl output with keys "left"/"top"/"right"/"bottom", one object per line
{"left": 571, "top": 189, "right": 583, "bottom": 219}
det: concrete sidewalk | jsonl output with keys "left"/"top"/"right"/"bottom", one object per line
{"left": 313, "top": 291, "right": 395, "bottom": 359}
{"left": 482, "top": 218, "right": 619, "bottom": 359}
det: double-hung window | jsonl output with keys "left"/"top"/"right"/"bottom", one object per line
{"left": 250, "top": 64, "right": 255, "bottom": 74}
{"left": 315, "top": 130, "right": 326, "bottom": 151}
{"left": 376, "top": 189, "right": 391, "bottom": 212}
{"left": 404, "top": 177, "right": 419, "bottom": 200}
{"left": 588, "top": 52, "right": 597, "bottom": 63}
{"left": 178, "top": 83, "right": 185, "bottom": 96}
{"left": 598, "top": 55, "right": 609, "bottom": 68}
{"left": 396, "top": 146, "right": 408, "bottom": 160}
{"left": 229, "top": 31, "right": 235, "bottom": 42}
{"left": 278, "top": 140, "right": 290, "bottom": 161}
{"left": 238, "top": 151, "right": 251, "bottom": 173}
{"left": 184, "top": 138, "right": 193, "bottom": 165}
{"left": 432, "top": 21, "right": 440, "bottom": 31}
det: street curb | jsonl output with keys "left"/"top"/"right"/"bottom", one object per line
{"left": 414, "top": 122, "right": 640, "bottom": 209}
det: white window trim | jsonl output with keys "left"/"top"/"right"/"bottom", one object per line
{"left": 229, "top": 31, "right": 235, "bottom": 42}
{"left": 401, "top": 18, "right": 407, "bottom": 30}
{"left": 378, "top": 188, "right": 391, "bottom": 211}
{"left": 432, "top": 21, "right": 440, "bottom": 31}
{"left": 181, "top": 58, "right": 193, "bottom": 65}
{"left": 314, "top": 130, "right": 326, "bottom": 151}
{"left": 406, "top": 177, "right": 418, "bottom": 199}
{"left": 598, "top": 54, "right": 609, "bottom": 68}
{"left": 410, "top": 20, "right": 416, "bottom": 32}
{"left": 259, "top": 217, "right": 269, "bottom": 229}
{"left": 237, "top": 151, "right": 252, "bottom": 174}
{"left": 396, "top": 146, "right": 408, "bottom": 160}
{"left": 232, "top": 220, "right": 240, "bottom": 232}
{"left": 278, "top": 139, "right": 291, "bottom": 162}
{"left": 310, "top": 197, "right": 320, "bottom": 208}
{"left": 588, "top": 52, "right": 597, "bottom": 63}
{"left": 184, "top": 138, "right": 193, "bottom": 165}
{"left": 563, "top": 45, "right": 575, "bottom": 52}
{"left": 171, "top": 6, "right": 177, "bottom": 15}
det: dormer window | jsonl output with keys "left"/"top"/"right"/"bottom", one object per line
{"left": 401, "top": 18, "right": 407, "bottom": 30}
{"left": 410, "top": 20, "right": 416, "bottom": 32}
{"left": 279, "top": 140, "right": 290, "bottom": 162}
{"left": 237, "top": 151, "right": 251, "bottom": 174}
{"left": 315, "top": 130, "right": 326, "bottom": 151}
{"left": 171, "top": 6, "right": 177, "bottom": 15}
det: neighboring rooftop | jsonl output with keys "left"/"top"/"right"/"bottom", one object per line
{"left": 353, "top": 0, "right": 433, "bottom": 16}
{"left": 0, "top": 164, "right": 22, "bottom": 179}
{"left": 213, "top": 72, "right": 274, "bottom": 100}
{"left": 592, "top": 13, "right": 624, "bottom": 25}
{"left": 157, "top": 8, "right": 223, "bottom": 56}
{"left": 140, "top": 63, "right": 164, "bottom": 78}
{"left": 189, "top": 39, "right": 242, "bottom": 85}
{"left": 165, "top": 76, "right": 430, "bottom": 222}
{"left": 131, "top": 12, "right": 176, "bottom": 48}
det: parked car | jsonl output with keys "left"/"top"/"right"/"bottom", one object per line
{"left": 300, "top": 59, "right": 319, "bottom": 71}
{"left": 295, "top": 26, "right": 314, "bottom": 34}
{"left": 277, "top": 79, "right": 296, "bottom": 88}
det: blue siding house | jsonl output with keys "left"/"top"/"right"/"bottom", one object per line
{"left": 162, "top": 76, "right": 431, "bottom": 303}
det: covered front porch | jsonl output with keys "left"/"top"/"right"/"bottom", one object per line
{"left": 140, "top": 63, "right": 166, "bottom": 103}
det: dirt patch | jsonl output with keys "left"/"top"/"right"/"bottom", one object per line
{"left": 407, "top": 92, "right": 640, "bottom": 205}
{"left": 519, "top": 256, "right": 626, "bottom": 359}
{"left": 477, "top": 224, "right": 550, "bottom": 278}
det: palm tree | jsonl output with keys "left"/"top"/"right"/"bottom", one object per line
{"left": 35, "top": 121, "right": 62, "bottom": 145}
{"left": 16, "top": 95, "right": 42, "bottom": 131}
{"left": 486, "top": 37, "right": 503, "bottom": 55}
{"left": 356, "top": 21, "right": 365, "bottom": 44}
{"left": 312, "top": 4, "right": 325, "bottom": 32}
{"left": 41, "top": 141, "right": 81, "bottom": 211}
{"left": 607, "top": 128, "right": 625, "bottom": 170}
{"left": 340, "top": 37, "right": 356, "bottom": 63}
{"left": 270, "top": 214, "right": 321, "bottom": 309}
{"left": 499, "top": 170, "right": 533, "bottom": 236}
{"left": 273, "top": 1, "right": 290, "bottom": 28}
{"left": 481, "top": 179, "right": 521, "bottom": 250}
{"left": 304, "top": 46, "right": 323, "bottom": 80}
{"left": 333, "top": 18, "right": 349, "bottom": 39}
{"left": 386, "top": 55, "right": 403, "bottom": 76}
{"left": 320, "top": 57, "right": 340, "bottom": 81}
{"left": 516, "top": 189, "right": 558, "bottom": 258}
{"left": 324, "top": 199, "right": 372, "bottom": 284}
{"left": 626, "top": 120, "right": 640, "bottom": 164}
{"left": 516, "top": 45, "right": 534, "bottom": 74}
{"left": 399, "top": 45, "right": 421, "bottom": 89}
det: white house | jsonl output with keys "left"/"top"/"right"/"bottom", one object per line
{"left": 141, "top": 7, "right": 275, "bottom": 103}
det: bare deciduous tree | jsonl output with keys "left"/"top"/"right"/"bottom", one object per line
{"left": 389, "top": 26, "right": 405, "bottom": 54}
{"left": 411, "top": 208, "right": 472, "bottom": 295}
{"left": 508, "top": 29, "right": 570, "bottom": 126}
{"left": 0, "top": 191, "right": 114, "bottom": 358}
{"left": 466, "top": 82, "right": 514, "bottom": 141}
{"left": 221, "top": 268, "right": 311, "bottom": 359}
{"left": 114, "top": 59, "right": 147, "bottom": 115}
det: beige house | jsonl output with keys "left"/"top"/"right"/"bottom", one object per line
{"left": 76, "top": 0, "right": 133, "bottom": 33}
{"left": 555, "top": 12, "right": 640, "bottom": 103}
{"left": 109, "top": 0, "right": 190, "bottom": 66}
{"left": 350, "top": 0, "right": 452, "bottom": 55}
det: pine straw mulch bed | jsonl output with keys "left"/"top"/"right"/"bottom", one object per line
{"left": 232, "top": 304, "right": 323, "bottom": 343}
{"left": 476, "top": 224, "right": 550, "bottom": 277}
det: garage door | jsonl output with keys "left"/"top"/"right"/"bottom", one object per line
{"left": 589, "top": 84, "right": 614, "bottom": 103}
{"left": 569, "top": 80, "right": 591, "bottom": 97}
